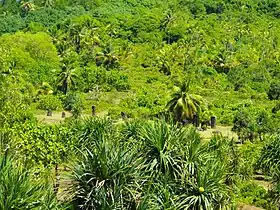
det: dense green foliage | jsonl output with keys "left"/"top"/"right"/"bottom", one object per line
{"left": 1, "top": 0, "right": 280, "bottom": 120}
{"left": 1, "top": 0, "right": 280, "bottom": 209}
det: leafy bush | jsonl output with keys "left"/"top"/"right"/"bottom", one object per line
{"left": 272, "top": 102, "right": 280, "bottom": 114}
{"left": 236, "top": 181, "right": 276, "bottom": 209}
{"left": 232, "top": 108, "right": 257, "bottom": 142}
{"left": 37, "top": 95, "right": 63, "bottom": 110}
{"left": 18, "top": 123, "right": 76, "bottom": 167}
{"left": 268, "top": 81, "right": 280, "bottom": 100}
{"left": 62, "top": 92, "right": 83, "bottom": 117}
{"left": 0, "top": 15, "right": 25, "bottom": 35}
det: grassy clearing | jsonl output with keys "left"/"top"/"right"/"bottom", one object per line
{"left": 198, "top": 126, "right": 238, "bottom": 140}
{"left": 35, "top": 111, "right": 71, "bottom": 124}
{"left": 35, "top": 109, "right": 238, "bottom": 141}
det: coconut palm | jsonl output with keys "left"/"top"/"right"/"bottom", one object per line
{"left": 56, "top": 65, "right": 78, "bottom": 94}
{"left": 160, "top": 10, "right": 176, "bottom": 32}
{"left": 44, "top": 0, "right": 54, "bottom": 7}
{"left": 96, "top": 45, "right": 119, "bottom": 70}
{"left": 166, "top": 81, "right": 203, "bottom": 122}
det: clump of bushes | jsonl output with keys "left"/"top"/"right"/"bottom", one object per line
{"left": 62, "top": 92, "right": 84, "bottom": 118}
{"left": 36, "top": 95, "right": 63, "bottom": 110}
{"left": 236, "top": 181, "right": 276, "bottom": 209}
{"left": 268, "top": 81, "right": 280, "bottom": 100}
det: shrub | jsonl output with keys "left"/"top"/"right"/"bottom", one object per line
{"left": 0, "top": 151, "right": 60, "bottom": 209}
{"left": 0, "top": 15, "right": 25, "bottom": 35}
{"left": 232, "top": 108, "right": 258, "bottom": 142}
{"left": 18, "top": 123, "right": 76, "bottom": 167}
{"left": 272, "top": 102, "right": 280, "bottom": 113}
{"left": 236, "top": 181, "right": 276, "bottom": 209}
{"left": 257, "top": 135, "right": 280, "bottom": 175}
{"left": 65, "top": 124, "right": 142, "bottom": 209}
{"left": 268, "top": 81, "right": 280, "bottom": 100}
{"left": 37, "top": 95, "right": 63, "bottom": 110}
{"left": 62, "top": 92, "right": 83, "bottom": 117}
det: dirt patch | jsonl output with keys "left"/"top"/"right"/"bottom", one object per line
{"left": 238, "top": 204, "right": 264, "bottom": 210}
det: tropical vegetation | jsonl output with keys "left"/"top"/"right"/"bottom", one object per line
{"left": 0, "top": 0, "right": 280, "bottom": 209}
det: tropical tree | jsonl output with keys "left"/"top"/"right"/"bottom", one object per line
{"left": 96, "top": 45, "right": 119, "bottom": 70}
{"left": 43, "top": 0, "right": 54, "bottom": 7}
{"left": 160, "top": 10, "right": 176, "bottom": 44}
{"left": 166, "top": 81, "right": 203, "bottom": 122}
{"left": 56, "top": 65, "right": 78, "bottom": 94}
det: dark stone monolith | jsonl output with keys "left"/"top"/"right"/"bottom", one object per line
{"left": 92, "top": 105, "right": 96, "bottom": 116}
{"left": 182, "top": 119, "right": 188, "bottom": 126}
{"left": 210, "top": 116, "right": 216, "bottom": 128}
{"left": 121, "top": 111, "right": 127, "bottom": 120}
{"left": 47, "top": 109, "right": 52, "bottom": 116}
{"left": 193, "top": 114, "right": 199, "bottom": 127}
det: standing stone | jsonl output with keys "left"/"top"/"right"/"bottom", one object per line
{"left": 61, "top": 111, "right": 66, "bottom": 118}
{"left": 182, "top": 119, "right": 188, "bottom": 126}
{"left": 92, "top": 105, "right": 96, "bottom": 116}
{"left": 121, "top": 111, "right": 127, "bottom": 120}
{"left": 193, "top": 114, "right": 199, "bottom": 127}
{"left": 210, "top": 116, "right": 216, "bottom": 128}
{"left": 47, "top": 109, "right": 52, "bottom": 116}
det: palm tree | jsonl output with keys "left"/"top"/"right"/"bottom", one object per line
{"left": 160, "top": 10, "right": 176, "bottom": 32}
{"left": 166, "top": 81, "right": 203, "bottom": 122}
{"left": 56, "top": 65, "right": 78, "bottom": 94}
{"left": 44, "top": 0, "right": 54, "bottom": 7}
{"left": 96, "top": 45, "right": 119, "bottom": 69}
{"left": 160, "top": 10, "right": 176, "bottom": 44}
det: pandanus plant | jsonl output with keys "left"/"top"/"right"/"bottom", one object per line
{"left": 0, "top": 132, "right": 60, "bottom": 210}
